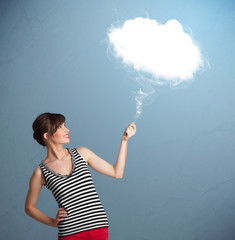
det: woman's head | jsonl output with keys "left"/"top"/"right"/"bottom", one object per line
{"left": 32, "top": 112, "right": 66, "bottom": 147}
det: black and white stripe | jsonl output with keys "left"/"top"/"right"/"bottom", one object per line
{"left": 39, "top": 148, "right": 109, "bottom": 237}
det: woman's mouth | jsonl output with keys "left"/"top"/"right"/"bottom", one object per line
{"left": 64, "top": 134, "right": 69, "bottom": 138}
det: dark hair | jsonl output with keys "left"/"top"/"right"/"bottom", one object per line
{"left": 32, "top": 112, "right": 66, "bottom": 146}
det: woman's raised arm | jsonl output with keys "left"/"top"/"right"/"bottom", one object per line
{"left": 78, "top": 122, "right": 136, "bottom": 178}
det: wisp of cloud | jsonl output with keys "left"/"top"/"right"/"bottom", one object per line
{"left": 107, "top": 17, "right": 208, "bottom": 121}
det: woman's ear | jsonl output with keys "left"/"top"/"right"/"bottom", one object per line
{"left": 43, "top": 132, "right": 49, "bottom": 142}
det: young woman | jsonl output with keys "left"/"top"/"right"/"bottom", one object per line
{"left": 25, "top": 112, "right": 136, "bottom": 240}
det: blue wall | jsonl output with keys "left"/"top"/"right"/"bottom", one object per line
{"left": 1, "top": 0, "right": 235, "bottom": 239}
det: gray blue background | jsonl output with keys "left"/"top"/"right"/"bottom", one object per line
{"left": 1, "top": 0, "right": 235, "bottom": 239}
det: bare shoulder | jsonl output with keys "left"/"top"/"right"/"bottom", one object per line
{"left": 31, "top": 166, "right": 46, "bottom": 186}
{"left": 76, "top": 146, "right": 91, "bottom": 163}
{"left": 77, "top": 146, "right": 89, "bottom": 153}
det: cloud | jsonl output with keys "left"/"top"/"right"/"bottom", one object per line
{"left": 108, "top": 17, "right": 206, "bottom": 86}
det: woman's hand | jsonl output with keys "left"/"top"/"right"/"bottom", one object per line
{"left": 122, "top": 122, "right": 136, "bottom": 141}
{"left": 53, "top": 208, "right": 68, "bottom": 227}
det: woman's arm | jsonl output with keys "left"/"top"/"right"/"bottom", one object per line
{"left": 78, "top": 122, "right": 136, "bottom": 178}
{"left": 25, "top": 168, "right": 67, "bottom": 227}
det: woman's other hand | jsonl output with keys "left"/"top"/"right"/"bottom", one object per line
{"left": 53, "top": 208, "right": 68, "bottom": 227}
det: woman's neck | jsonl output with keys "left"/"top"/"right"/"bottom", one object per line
{"left": 45, "top": 145, "right": 68, "bottom": 162}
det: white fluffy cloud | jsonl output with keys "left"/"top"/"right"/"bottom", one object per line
{"left": 108, "top": 17, "right": 205, "bottom": 86}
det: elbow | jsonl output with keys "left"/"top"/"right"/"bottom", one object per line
{"left": 25, "top": 206, "right": 30, "bottom": 215}
{"left": 113, "top": 167, "right": 124, "bottom": 179}
{"left": 115, "top": 174, "right": 123, "bottom": 179}
{"left": 25, "top": 204, "right": 33, "bottom": 216}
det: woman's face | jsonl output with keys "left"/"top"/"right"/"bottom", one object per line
{"left": 48, "top": 122, "right": 70, "bottom": 145}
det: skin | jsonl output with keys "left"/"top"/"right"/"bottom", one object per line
{"left": 25, "top": 121, "right": 136, "bottom": 228}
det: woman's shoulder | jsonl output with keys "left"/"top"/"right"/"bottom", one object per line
{"left": 76, "top": 146, "right": 89, "bottom": 153}
{"left": 33, "top": 166, "right": 46, "bottom": 186}
{"left": 75, "top": 146, "right": 90, "bottom": 163}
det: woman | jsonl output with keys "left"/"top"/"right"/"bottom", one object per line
{"left": 25, "top": 112, "right": 136, "bottom": 240}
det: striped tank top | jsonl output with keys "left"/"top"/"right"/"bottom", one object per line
{"left": 38, "top": 148, "right": 109, "bottom": 237}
